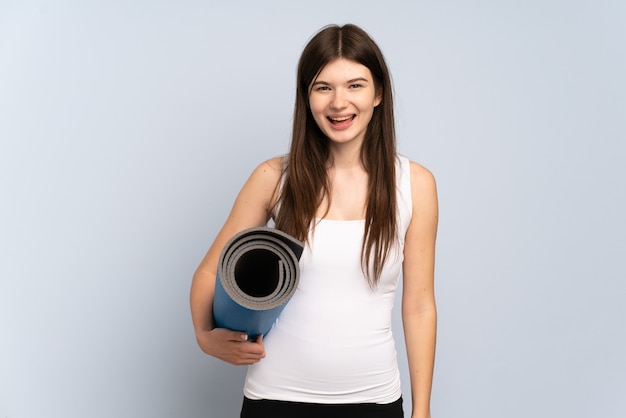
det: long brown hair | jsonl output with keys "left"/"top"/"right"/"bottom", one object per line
{"left": 274, "top": 24, "right": 397, "bottom": 286}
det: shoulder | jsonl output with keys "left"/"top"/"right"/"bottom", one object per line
{"left": 223, "top": 156, "right": 285, "bottom": 228}
{"left": 250, "top": 156, "right": 284, "bottom": 181}
{"left": 407, "top": 160, "right": 438, "bottom": 215}
{"left": 395, "top": 155, "right": 435, "bottom": 185}
{"left": 403, "top": 160, "right": 438, "bottom": 250}
{"left": 408, "top": 160, "right": 436, "bottom": 190}
{"left": 245, "top": 156, "right": 284, "bottom": 193}
{"left": 242, "top": 156, "right": 285, "bottom": 210}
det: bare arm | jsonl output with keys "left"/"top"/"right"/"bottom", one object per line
{"left": 190, "top": 157, "right": 283, "bottom": 365}
{"left": 402, "top": 161, "right": 438, "bottom": 418}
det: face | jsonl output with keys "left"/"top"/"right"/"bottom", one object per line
{"left": 309, "top": 58, "right": 382, "bottom": 148}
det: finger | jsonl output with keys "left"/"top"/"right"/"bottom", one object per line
{"left": 238, "top": 341, "right": 264, "bottom": 355}
{"left": 231, "top": 348, "right": 265, "bottom": 364}
{"left": 249, "top": 335, "right": 266, "bottom": 358}
{"left": 233, "top": 357, "right": 262, "bottom": 366}
{"left": 255, "top": 334, "right": 265, "bottom": 353}
{"left": 219, "top": 328, "right": 249, "bottom": 342}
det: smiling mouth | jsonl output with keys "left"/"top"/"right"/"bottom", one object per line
{"left": 328, "top": 115, "right": 356, "bottom": 124}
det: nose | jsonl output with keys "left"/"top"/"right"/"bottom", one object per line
{"left": 330, "top": 89, "right": 348, "bottom": 110}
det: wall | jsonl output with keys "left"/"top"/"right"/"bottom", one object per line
{"left": 1, "top": 1, "right": 625, "bottom": 417}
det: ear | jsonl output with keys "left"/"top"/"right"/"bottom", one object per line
{"left": 374, "top": 87, "right": 383, "bottom": 107}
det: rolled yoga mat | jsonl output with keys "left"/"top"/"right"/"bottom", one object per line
{"left": 213, "top": 226, "right": 304, "bottom": 338}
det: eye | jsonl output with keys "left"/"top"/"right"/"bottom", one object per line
{"left": 349, "top": 83, "right": 363, "bottom": 89}
{"left": 316, "top": 86, "right": 331, "bottom": 92}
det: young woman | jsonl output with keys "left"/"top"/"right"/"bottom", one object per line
{"left": 190, "top": 24, "right": 438, "bottom": 418}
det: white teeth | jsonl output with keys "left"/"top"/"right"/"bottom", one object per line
{"left": 330, "top": 115, "right": 352, "bottom": 122}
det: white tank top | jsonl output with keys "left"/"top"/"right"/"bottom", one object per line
{"left": 243, "top": 155, "right": 413, "bottom": 404}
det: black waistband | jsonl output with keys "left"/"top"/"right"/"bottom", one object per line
{"left": 241, "top": 396, "right": 404, "bottom": 418}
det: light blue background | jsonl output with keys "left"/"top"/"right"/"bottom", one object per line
{"left": 1, "top": 1, "right": 625, "bottom": 417}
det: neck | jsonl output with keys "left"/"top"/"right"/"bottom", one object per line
{"left": 328, "top": 140, "right": 364, "bottom": 170}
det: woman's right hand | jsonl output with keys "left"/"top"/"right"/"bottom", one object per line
{"left": 196, "top": 328, "right": 266, "bottom": 366}
{"left": 190, "top": 159, "right": 282, "bottom": 365}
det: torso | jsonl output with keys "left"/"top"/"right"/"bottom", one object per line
{"left": 244, "top": 155, "right": 413, "bottom": 404}
{"left": 316, "top": 163, "right": 368, "bottom": 220}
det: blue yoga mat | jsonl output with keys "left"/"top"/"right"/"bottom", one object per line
{"left": 213, "top": 226, "right": 304, "bottom": 338}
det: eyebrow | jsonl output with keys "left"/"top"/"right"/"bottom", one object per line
{"left": 311, "top": 77, "right": 371, "bottom": 86}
